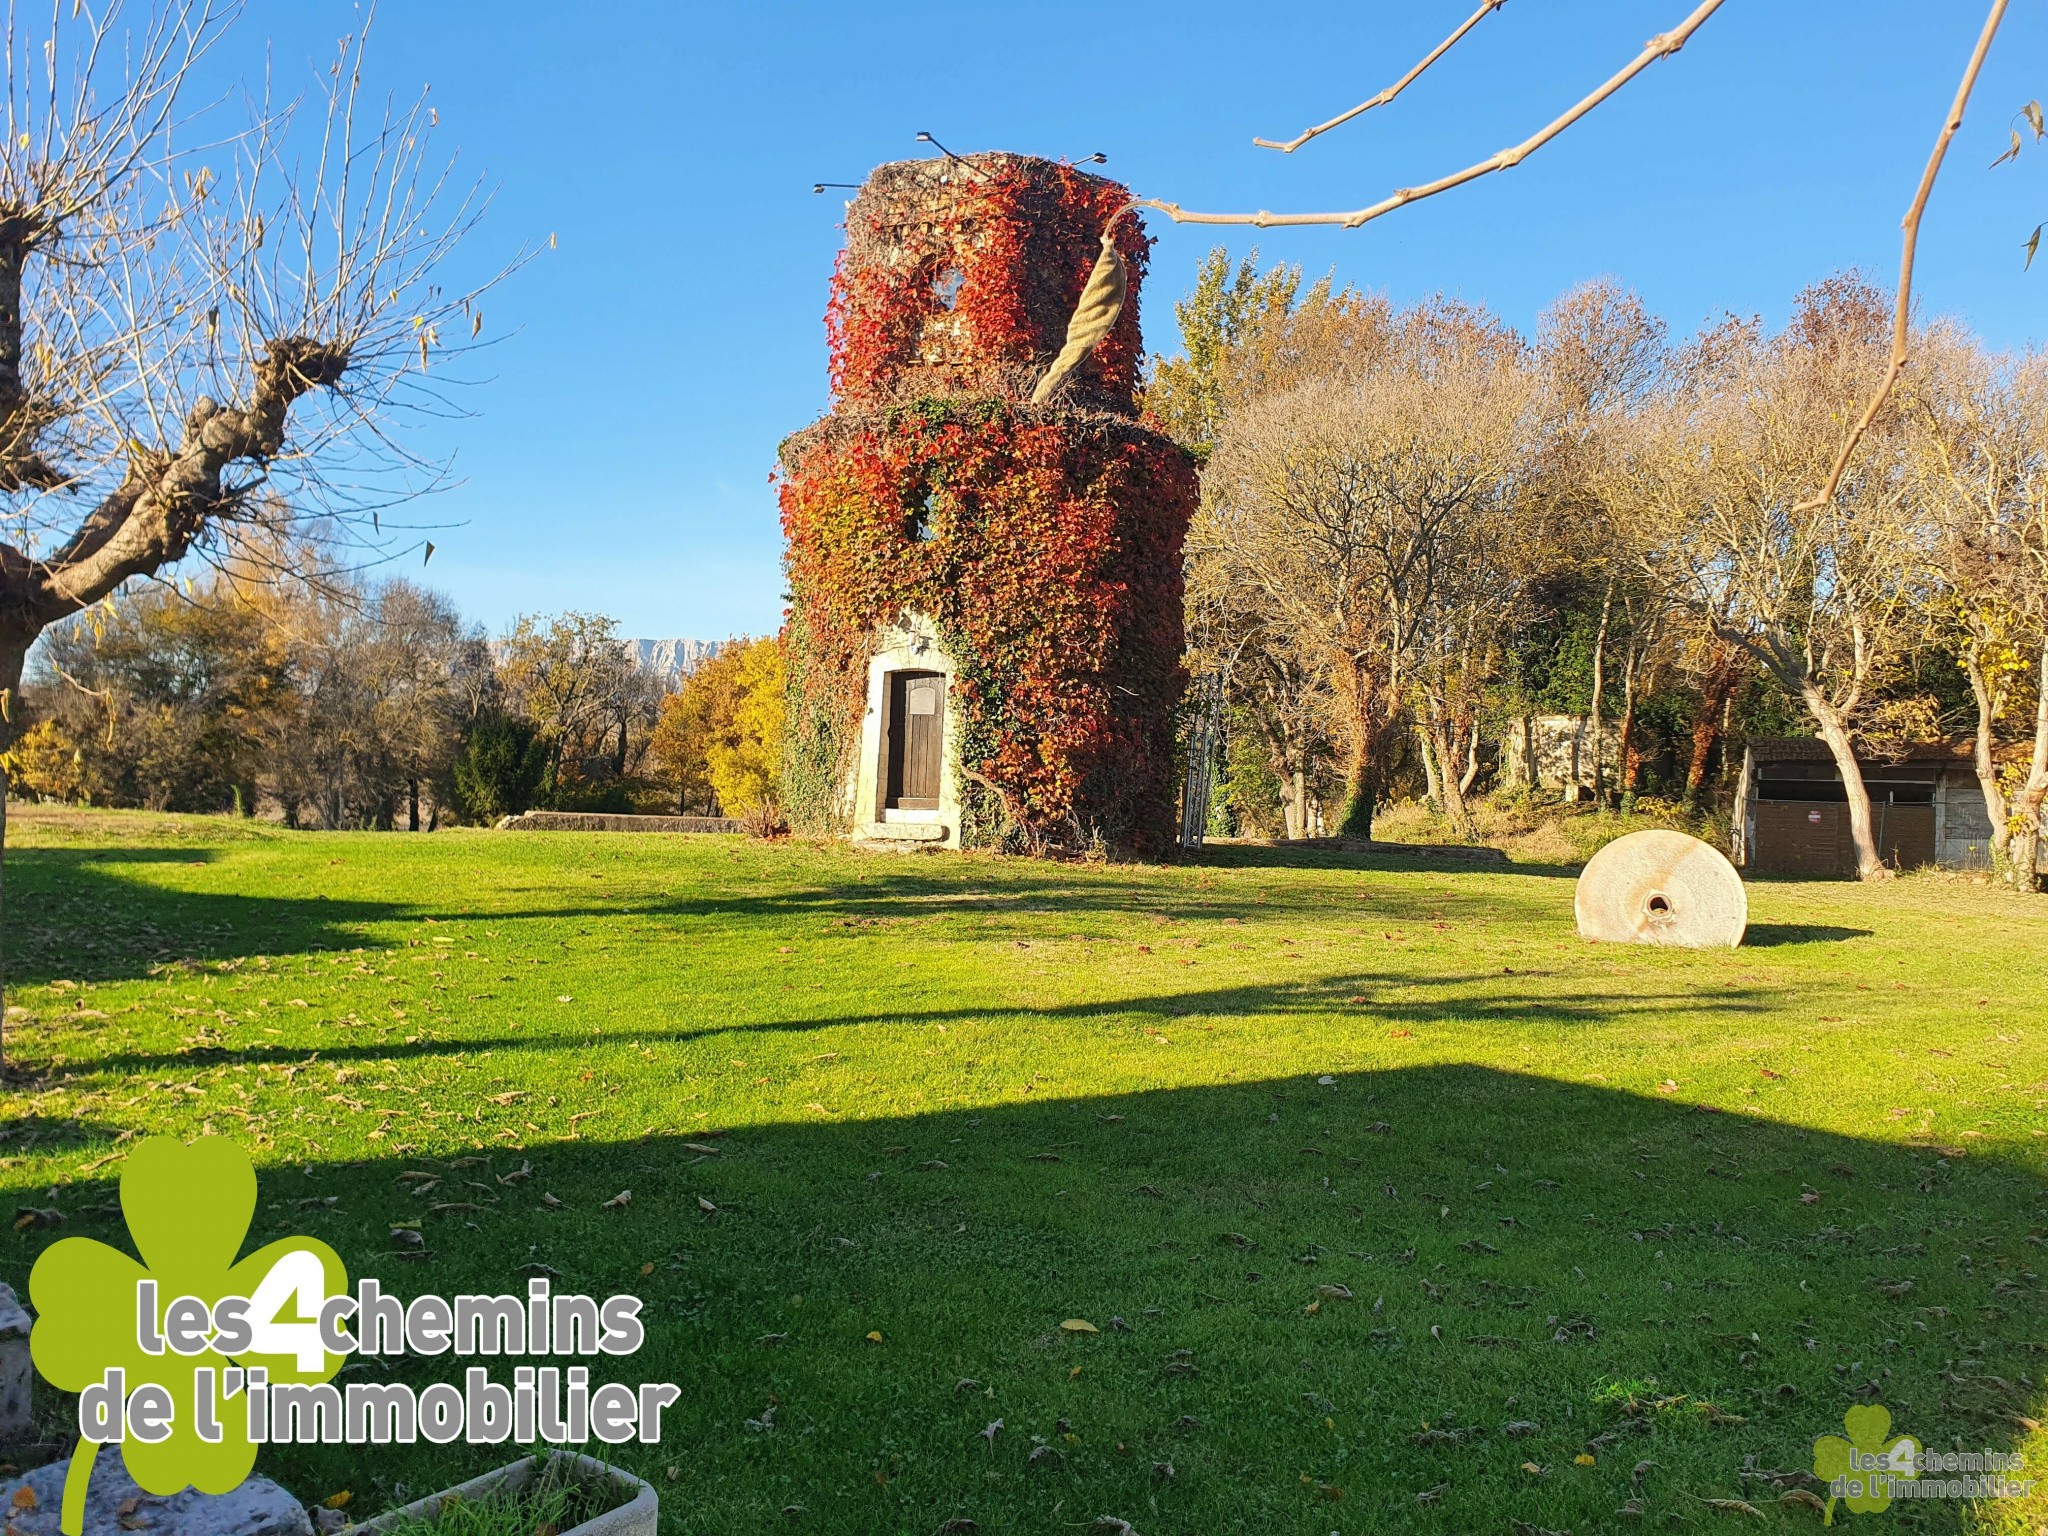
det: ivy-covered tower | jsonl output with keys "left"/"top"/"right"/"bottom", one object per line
{"left": 778, "top": 153, "right": 1197, "bottom": 853}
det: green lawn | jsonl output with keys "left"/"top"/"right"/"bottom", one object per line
{"left": 3, "top": 807, "right": 2045, "bottom": 1535}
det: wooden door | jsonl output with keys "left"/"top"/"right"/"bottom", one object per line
{"left": 886, "top": 671, "right": 945, "bottom": 810}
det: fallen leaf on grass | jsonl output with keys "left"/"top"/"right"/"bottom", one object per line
{"left": 1698, "top": 1497, "right": 1764, "bottom": 1518}
{"left": 1061, "top": 1319, "right": 1099, "bottom": 1333}
{"left": 1779, "top": 1489, "right": 1827, "bottom": 1513}
{"left": 683, "top": 1142, "right": 722, "bottom": 1156}
{"left": 540, "top": 1192, "right": 562, "bottom": 1209}
{"left": 322, "top": 1493, "right": 352, "bottom": 1510}
{"left": 600, "top": 1190, "right": 632, "bottom": 1210}
{"left": 1316, "top": 1284, "right": 1353, "bottom": 1301}
{"left": 12, "top": 1487, "right": 37, "bottom": 1510}
{"left": 697, "top": 1196, "right": 717, "bottom": 1214}
{"left": 1415, "top": 1484, "right": 1448, "bottom": 1505}
{"left": 866, "top": 1330, "right": 884, "bottom": 1344}
{"left": 13, "top": 1207, "right": 62, "bottom": 1232}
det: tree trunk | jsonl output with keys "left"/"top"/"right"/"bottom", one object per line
{"left": 1430, "top": 716, "right": 1476, "bottom": 840}
{"left": 1615, "top": 693, "right": 1639, "bottom": 801}
{"left": 1686, "top": 653, "right": 1740, "bottom": 809}
{"left": 1806, "top": 691, "right": 1889, "bottom": 880}
{"left": 1458, "top": 718, "right": 1482, "bottom": 798}
{"left": 408, "top": 777, "right": 421, "bottom": 833}
{"left": 0, "top": 630, "right": 27, "bottom": 1067}
{"left": 1588, "top": 580, "right": 1614, "bottom": 806}
{"left": 2006, "top": 644, "right": 2048, "bottom": 893}
{"left": 1291, "top": 767, "right": 1307, "bottom": 841}
{"left": 1336, "top": 660, "right": 1379, "bottom": 838}
{"left": 1417, "top": 725, "right": 1443, "bottom": 813}
{"left": 1962, "top": 646, "right": 2011, "bottom": 864}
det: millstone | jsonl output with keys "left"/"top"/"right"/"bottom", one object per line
{"left": 1574, "top": 829, "right": 1747, "bottom": 949}
{"left": 0, "top": 1455, "right": 313, "bottom": 1536}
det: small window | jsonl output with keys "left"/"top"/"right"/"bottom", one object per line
{"left": 904, "top": 486, "right": 938, "bottom": 542}
{"left": 932, "top": 267, "right": 966, "bottom": 310}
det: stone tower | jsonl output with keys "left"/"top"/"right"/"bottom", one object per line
{"left": 778, "top": 154, "right": 1197, "bottom": 854}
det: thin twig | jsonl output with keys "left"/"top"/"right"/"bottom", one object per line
{"left": 1795, "top": 0, "right": 2009, "bottom": 514}
{"left": 1254, "top": 0, "right": 1508, "bottom": 154}
{"left": 1140, "top": 0, "right": 1723, "bottom": 229}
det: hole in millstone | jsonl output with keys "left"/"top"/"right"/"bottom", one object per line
{"left": 1646, "top": 894, "right": 1672, "bottom": 916}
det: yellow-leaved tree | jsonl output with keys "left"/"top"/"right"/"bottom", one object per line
{"left": 648, "top": 636, "right": 786, "bottom": 824}
{"left": 709, "top": 638, "right": 788, "bottom": 821}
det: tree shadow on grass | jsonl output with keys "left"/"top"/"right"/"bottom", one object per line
{"left": 3, "top": 842, "right": 1581, "bottom": 990}
{"left": 14, "top": 1067, "right": 2038, "bottom": 1535}
{"left": 3, "top": 847, "right": 408, "bottom": 987}
{"left": 48, "top": 972, "right": 1790, "bottom": 1079}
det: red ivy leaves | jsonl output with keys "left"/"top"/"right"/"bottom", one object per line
{"left": 826, "top": 161, "right": 1149, "bottom": 411}
{"left": 780, "top": 403, "right": 1194, "bottom": 850}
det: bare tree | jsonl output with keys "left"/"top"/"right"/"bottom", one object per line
{"left": 0, "top": 1, "right": 515, "bottom": 1048}
{"left": 1620, "top": 281, "right": 1932, "bottom": 879}
{"left": 1530, "top": 279, "right": 1668, "bottom": 805}
{"left": 497, "top": 612, "right": 657, "bottom": 799}
{"left": 1909, "top": 336, "right": 2048, "bottom": 886}
{"left": 1199, "top": 299, "right": 1535, "bottom": 838}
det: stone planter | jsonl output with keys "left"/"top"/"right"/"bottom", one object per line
{"left": 359, "top": 1453, "right": 655, "bottom": 1536}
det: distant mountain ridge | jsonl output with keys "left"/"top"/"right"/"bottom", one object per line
{"left": 625, "top": 637, "right": 724, "bottom": 683}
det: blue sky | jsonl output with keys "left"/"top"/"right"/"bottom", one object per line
{"left": 234, "top": 2, "right": 2048, "bottom": 641}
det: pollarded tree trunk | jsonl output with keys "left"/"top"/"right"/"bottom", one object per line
{"left": 1806, "top": 689, "right": 1889, "bottom": 880}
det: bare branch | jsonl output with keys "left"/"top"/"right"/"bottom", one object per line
{"left": 1796, "top": 0, "right": 2009, "bottom": 515}
{"left": 1253, "top": 0, "right": 1507, "bottom": 155}
{"left": 1140, "top": 0, "right": 1722, "bottom": 230}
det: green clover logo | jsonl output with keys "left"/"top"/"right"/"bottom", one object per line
{"left": 1812, "top": 1403, "right": 1921, "bottom": 1524}
{"left": 28, "top": 1137, "right": 347, "bottom": 1535}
